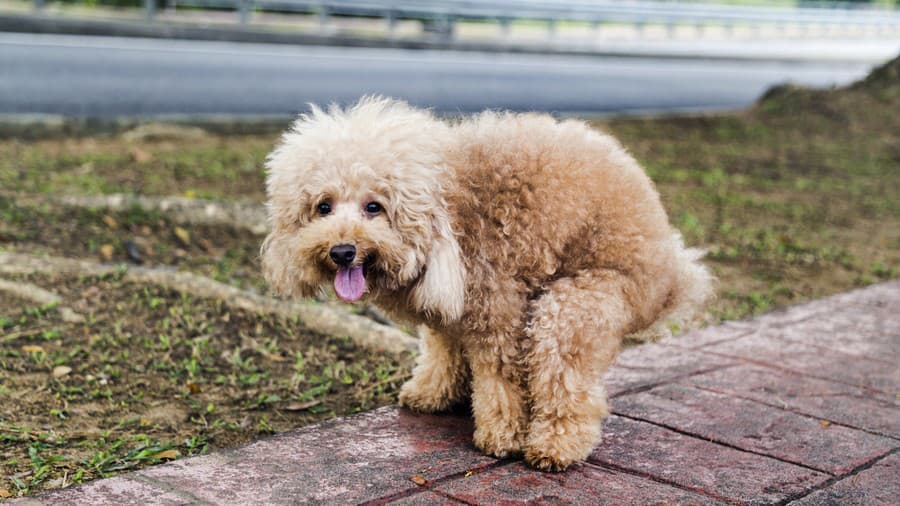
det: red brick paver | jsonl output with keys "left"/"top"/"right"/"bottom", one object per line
{"left": 790, "top": 452, "right": 900, "bottom": 506}
{"left": 138, "top": 409, "right": 495, "bottom": 505}
{"left": 432, "top": 462, "right": 722, "bottom": 505}
{"left": 687, "top": 363, "right": 900, "bottom": 439}
{"left": 14, "top": 280, "right": 900, "bottom": 505}
{"left": 590, "top": 415, "right": 829, "bottom": 504}
{"left": 613, "top": 383, "right": 895, "bottom": 475}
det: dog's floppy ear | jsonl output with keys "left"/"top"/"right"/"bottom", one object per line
{"left": 411, "top": 211, "right": 465, "bottom": 323}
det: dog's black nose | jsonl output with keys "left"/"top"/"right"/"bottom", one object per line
{"left": 329, "top": 244, "right": 356, "bottom": 267}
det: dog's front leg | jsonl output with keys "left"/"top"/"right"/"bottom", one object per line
{"left": 399, "top": 327, "right": 469, "bottom": 412}
{"left": 464, "top": 334, "right": 529, "bottom": 459}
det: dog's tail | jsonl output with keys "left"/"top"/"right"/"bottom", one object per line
{"left": 627, "top": 234, "right": 715, "bottom": 342}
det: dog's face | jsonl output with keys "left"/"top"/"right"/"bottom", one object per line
{"left": 262, "top": 163, "right": 427, "bottom": 302}
{"left": 261, "top": 97, "right": 465, "bottom": 322}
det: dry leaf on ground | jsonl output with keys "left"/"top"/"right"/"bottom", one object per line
{"left": 153, "top": 449, "right": 179, "bottom": 460}
{"left": 173, "top": 227, "right": 191, "bottom": 247}
{"left": 284, "top": 400, "right": 321, "bottom": 411}
{"left": 99, "top": 244, "right": 114, "bottom": 261}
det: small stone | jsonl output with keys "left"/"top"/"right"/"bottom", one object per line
{"left": 124, "top": 240, "right": 143, "bottom": 264}
{"left": 52, "top": 366, "right": 72, "bottom": 378}
{"left": 59, "top": 307, "right": 85, "bottom": 324}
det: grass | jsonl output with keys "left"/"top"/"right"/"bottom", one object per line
{"left": 0, "top": 55, "right": 898, "bottom": 499}
{"left": 0, "top": 273, "right": 412, "bottom": 497}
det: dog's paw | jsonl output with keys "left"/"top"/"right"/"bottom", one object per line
{"left": 524, "top": 419, "right": 597, "bottom": 472}
{"left": 398, "top": 379, "right": 454, "bottom": 413}
{"left": 524, "top": 447, "right": 577, "bottom": 472}
{"left": 473, "top": 424, "right": 525, "bottom": 459}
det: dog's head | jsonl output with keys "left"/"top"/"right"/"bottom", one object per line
{"left": 261, "top": 97, "right": 465, "bottom": 322}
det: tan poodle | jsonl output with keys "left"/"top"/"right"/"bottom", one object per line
{"left": 262, "top": 97, "right": 713, "bottom": 471}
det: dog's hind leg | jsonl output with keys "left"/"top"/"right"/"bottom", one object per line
{"left": 523, "top": 269, "right": 639, "bottom": 471}
{"left": 399, "top": 327, "right": 469, "bottom": 413}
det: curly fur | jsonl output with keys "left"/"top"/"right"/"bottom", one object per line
{"left": 262, "top": 96, "right": 714, "bottom": 471}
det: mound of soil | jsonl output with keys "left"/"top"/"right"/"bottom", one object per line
{"left": 755, "top": 52, "right": 900, "bottom": 119}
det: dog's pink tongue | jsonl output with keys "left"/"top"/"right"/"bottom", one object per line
{"left": 334, "top": 266, "right": 366, "bottom": 302}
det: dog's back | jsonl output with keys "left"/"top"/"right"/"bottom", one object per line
{"left": 443, "top": 111, "right": 712, "bottom": 337}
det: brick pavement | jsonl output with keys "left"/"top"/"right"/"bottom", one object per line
{"left": 15, "top": 280, "right": 900, "bottom": 505}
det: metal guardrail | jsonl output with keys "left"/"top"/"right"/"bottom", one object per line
{"left": 38, "top": 0, "right": 900, "bottom": 40}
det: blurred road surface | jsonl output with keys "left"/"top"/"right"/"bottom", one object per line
{"left": 0, "top": 32, "right": 882, "bottom": 117}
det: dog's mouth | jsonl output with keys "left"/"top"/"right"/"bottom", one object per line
{"left": 333, "top": 255, "right": 375, "bottom": 302}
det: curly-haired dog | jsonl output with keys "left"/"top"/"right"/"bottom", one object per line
{"left": 261, "top": 97, "right": 713, "bottom": 471}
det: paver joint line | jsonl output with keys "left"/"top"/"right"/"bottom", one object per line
{"left": 125, "top": 474, "right": 211, "bottom": 506}
{"left": 778, "top": 448, "right": 900, "bottom": 506}
{"left": 584, "top": 460, "right": 740, "bottom": 505}
{"left": 687, "top": 382, "right": 900, "bottom": 442}
{"left": 358, "top": 459, "right": 512, "bottom": 506}
{"left": 608, "top": 360, "right": 740, "bottom": 399}
{"left": 609, "top": 411, "right": 839, "bottom": 477}
{"left": 697, "top": 347, "right": 897, "bottom": 396}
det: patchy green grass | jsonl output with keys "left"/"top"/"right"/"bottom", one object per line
{"left": 0, "top": 129, "right": 272, "bottom": 201}
{"left": 1, "top": 55, "right": 898, "bottom": 499}
{"left": 0, "top": 273, "right": 412, "bottom": 497}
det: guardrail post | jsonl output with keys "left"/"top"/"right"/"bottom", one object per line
{"left": 386, "top": 9, "right": 397, "bottom": 38}
{"left": 144, "top": 0, "right": 156, "bottom": 20}
{"left": 33, "top": 0, "right": 44, "bottom": 11}
{"left": 422, "top": 14, "right": 454, "bottom": 42}
{"left": 499, "top": 17, "right": 512, "bottom": 40}
{"left": 238, "top": 0, "right": 251, "bottom": 25}
{"left": 319, "top": 4, "right": 329, "bottom": 33}
{"left": 547, "top": 18, "right": 556, "bottom": 40}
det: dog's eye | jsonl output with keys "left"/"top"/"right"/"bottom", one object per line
{"left": 365, "top": 202, "right": 383, "bottom": 215}
{"left": 317, "top": 202, "right": 332, "bottom": 216}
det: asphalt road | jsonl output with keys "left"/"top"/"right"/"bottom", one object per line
{"left": 0, "top": 32, "right": 883, "bottom": 117}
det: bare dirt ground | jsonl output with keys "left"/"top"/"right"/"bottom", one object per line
{"left": 1, "top": 56, "right": 898, "bottom": 499}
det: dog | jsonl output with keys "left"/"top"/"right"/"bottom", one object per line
{"left": 261, "top": 96, "right": 713, "bottom": 471}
